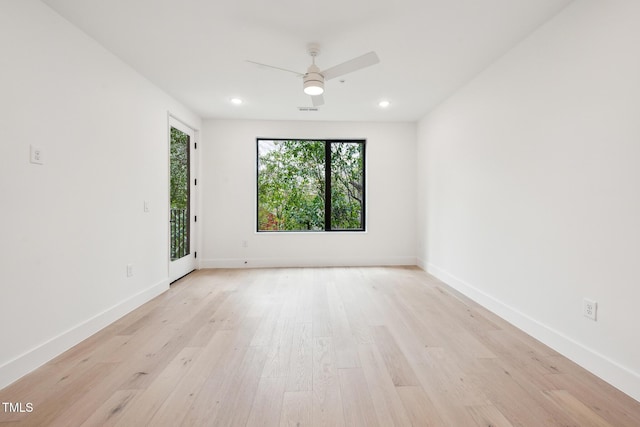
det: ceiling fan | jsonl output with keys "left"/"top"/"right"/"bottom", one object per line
{"left": 247, "top": 43, "right": 380, "bottom": 106}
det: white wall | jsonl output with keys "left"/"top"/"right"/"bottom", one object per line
{"left": 0, "top": 0, "right": 201, "bottom": 388}
{"left": 417, "top": 0, "right": 640, "bottom": 401}
{"left": 200, "top": 119, "right": 416, "bottom": 268}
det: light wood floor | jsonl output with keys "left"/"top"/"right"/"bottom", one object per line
{"left": 1, "top": 267, "right": 639, "bottom": 426}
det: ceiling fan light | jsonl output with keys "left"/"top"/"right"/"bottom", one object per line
{"left": 303, "top": 71, "right": 324, "bottom": 96}
{"left": 303, "top": 80, "right": 324, "bottom": 96}
{"left": 304, "top": 85, "right": 324, "bottom": 96}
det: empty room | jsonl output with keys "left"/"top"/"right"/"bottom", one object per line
{"left": 1, "top": 0, "right": 640, "bottom": 425}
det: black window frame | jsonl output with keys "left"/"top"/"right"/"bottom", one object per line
{"left": 256, "top": 138, "right": 366, "bottom": 232}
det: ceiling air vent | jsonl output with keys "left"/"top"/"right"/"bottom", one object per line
{"left": 298, "top": 107, "right": 319, "bottom": 112}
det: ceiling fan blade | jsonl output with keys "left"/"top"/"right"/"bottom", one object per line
{"left": 311, "top": 94, "right": 324, "bottom": 107}
{"left": 321, "top": 51, "right": 380, "bottom": 81}
{"left": 246, "top": 60, "right": 304, "bottom": 77}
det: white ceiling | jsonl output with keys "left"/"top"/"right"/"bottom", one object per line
{"left": 41, "top": 0, "right": 572, "bottom": 122}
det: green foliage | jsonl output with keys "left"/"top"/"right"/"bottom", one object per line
{"left": 257, "top": 140, "right": 364, "bottom": 231}
{"left": 170, "top": 127, "right": 189, "bottom": 209}
{"left": 170, "top": 127, "right": 190, "bottom": 259}
{"left": 331, "top": 142, "right": 364, "bottom": 229}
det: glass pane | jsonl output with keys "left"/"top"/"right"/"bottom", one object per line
{"left": 257, "top": 140, "right": 325, "bottom": 231}
{"left": 331, "top": 142, "right": 364, "bottom": 230}
{"left": 170, "top": 127, "right": 190, "bottom": 259}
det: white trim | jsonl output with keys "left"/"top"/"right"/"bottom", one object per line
{"left": 425, "top": 262, "right": 640, "bottom": 403}
{"left": 416, "top": 256, "right": 428, "bottom": 270}
{"left": 200, "top": 256, "right": 417, "bottom": 269}
{"left": 0, "top": 280, "right": 168, "bottom": 390}
{"left": 167, "top": 113, "right": 199, "bottom": 135}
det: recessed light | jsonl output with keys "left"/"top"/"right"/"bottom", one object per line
{"left": 230, "top": 97, "right": 243, "bottom": 105}
{"left": 378, "top": 100, "right": 390, "bottom": 108}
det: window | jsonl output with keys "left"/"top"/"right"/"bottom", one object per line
{"left": 257, "top": 139, "right": 366, "bottom": 232}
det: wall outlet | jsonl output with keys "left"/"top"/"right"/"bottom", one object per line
{"left": 30, "top": 145, "right": 44, "bottom": 165}
{"left": 126, "top": 264, "right": 134, "bottom": 277}
{"left": 583, "top": 298, "right": 597, "bottom": 321}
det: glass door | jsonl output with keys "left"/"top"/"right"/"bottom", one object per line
{"left": 168, "top": 116, "right": 196, "bottom": 282}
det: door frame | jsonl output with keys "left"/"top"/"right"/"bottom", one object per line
{"left": 168, "top": 114, "right": 198, "bottom": 282}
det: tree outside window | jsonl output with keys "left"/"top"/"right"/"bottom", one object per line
{"left": 257, "top": 139, "right": 365, "bottom": 232}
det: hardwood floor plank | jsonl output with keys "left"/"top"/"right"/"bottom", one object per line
{"left": 0, "top": 362, "right": 117, "bottom": 425}
{"left": 251, "top": 304, "right": 284, "bottom": 347}
{"left": 79, "top": 389, "right": 140, "bottom": 427}
{"left": 209, "top": 345, "right": 269, "bottom": 427}
{"left": 185, "top": 290, "right": 234, "bottom": 346}
{"left": 279, "top": 270, "right": 301, "bottom": 319}
{"left": 47, "top": 363, "right": 141, "bottom": 427}
{"left": 371, "top": 325, "right": 420, "bottom": 387}
{"left": 177, "top": 319, "right": 261, "bottom": 426}
{"left": 338, "top": 368, "right": 380, "bottom": 427}
{"left": 466, "top": 404, "right": 514, "bottom": 427}
{"left": 416, "top": 346, "right": 491, "bottom": 407}
{"left": 544, "top": 370, "right": 640, "bottom": 426}
{"left": 396, "top": 385, "right": 447, "bottom": 426}
{"left": 178, "top": 343, "right": 263, "bottom": 426}
{"left": 543, "top": 389, "right": 614, "bottom": 427}
{"left": 468, "top": 357, "right": 578, "bottom": 426}
{"left": 112, "top": 346, "right": 200, "bottom": 427}
{"left": 0, "top": 332, "right": 137, "bottom": 416}
{"left": 280, "top": 391, "right": 312, "bottom": 427}
{"left": 245, "top": 377, "right": 286, "bottom": 427}
{"left": 295, "top": 270, "right": 314, "bottom": 323}
{"left": 357, "top": 343, "right": 413, "bottom": 427}
{"left": 312, "top": 337, "right": 345, "bottom": 427}
{"left": 327, "top": 281, "right": 360, "bottom": 369}
{"left": 373, "top": 291, "right": 438, "bottom": 365}
{"left": 145, "top": 330, "right": 235, "bottom": 427}
{"left": 334, "top": 269, "right": 374, "bottom": 344}
{"left": 285, "top": 322, "right": 313, "bottom": 392}
{"left": 261, "top": 317, "right": 296, "bottom": 379}
{"left": 311, "top": 278, "right": 332, "bottom": 338}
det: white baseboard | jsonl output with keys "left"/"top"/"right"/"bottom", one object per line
{"left": 200, "top": 256, "right": 417, "bottom": 269}
{"left": 425, "top": 263, "right": 640, "bottom": 403}
{"left": 0, "top": 280, "right": 169, "bottom": 390}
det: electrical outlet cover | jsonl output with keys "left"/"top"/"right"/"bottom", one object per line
{"left": 30, "top": 145, "right": 44, "bottom": 165}
{"left": 583, "top": 298, "right": 597, "bottom": 321}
